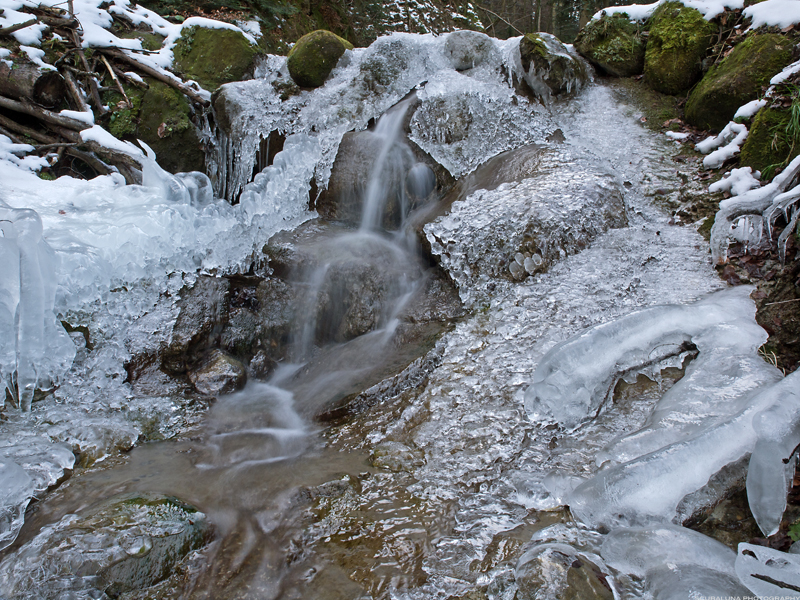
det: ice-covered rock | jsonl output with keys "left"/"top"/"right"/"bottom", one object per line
{"left": 518, "top": 33, "right": 588, "bottom": 102}
{"left": 0, "top": 493, "right": 211, "bottom": 599}
{"left": 443, "top": 30, "right": 499, "bottom": 71}
{"left": 525, "top": 286, "right": 765, "bottom": 429}
{"left": 0, "top": 458, "right": 34, "bottom": 551}
{"left": 736, "top": 542, "right": 800, "bottom": 598}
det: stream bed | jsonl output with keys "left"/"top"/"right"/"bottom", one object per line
{"left": 0, "top": 31, "right": 787, "bottom": 600}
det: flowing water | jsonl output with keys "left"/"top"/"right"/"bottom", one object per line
{"left": 3, "top": 23, "right": 771, "bottom": 597}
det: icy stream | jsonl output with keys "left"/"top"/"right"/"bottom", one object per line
{"left": 1, "top": 29, "right": 798, "bottom": 600}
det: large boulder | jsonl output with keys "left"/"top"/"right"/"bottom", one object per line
{"left": 519, "top": 32, "right": 588, "bottom": 101}
{"left": 173, "top": 25, "right": 261, "bottom": 92}
{"left": 573, "top": 13, "right": 646, "bottom": 77}
{"left": 0, "top": 493, "right": 211, "bottom": 599}
{"left": 685, "top": 33, "right": 793, "bottom": 132}
{"left": 644, "top": 1, "right": 717, "bottom": 95}
{"left": 740, "top": 106, "right": 800, "bottom": 176}
{"left": 287, "top": 30, "right": 353, "bottom": 88}
{"left": 443, "top": 30, "right": 499, "bottom": 71}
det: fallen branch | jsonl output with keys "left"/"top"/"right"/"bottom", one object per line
{"left": 70, "top": 29, "right": 105, "bottom": 113}
{"left": 0, "top": 18, "right": 37, "bottom": 37}
{"left": 472, "top": 4, "right": 524, "bottom": 35}
{"left": 101, "top": 54, "right": 131, "bottom": 108}
{"left": 61, "top": 68, "right": 90, "bottom": 112}
{"left": 104, "top": 49, "right": 210, "bottom": 107}
{"left": 0, "top": 111, "right": 60, "bottom": 144}
{"left": 0, "top": 94, "right": 89, "bottom": 131}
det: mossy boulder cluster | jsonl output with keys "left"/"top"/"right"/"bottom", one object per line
{"left": 685, "top": 33, "right": 793, "bottom": 131}
{"left": 573, "top": 13, "right": 646, "bottom": 78}
{"left": 644, "top": 1, "right": 717, "bottom": 95}
{"left": 287, "top": 29, "right": 354, "bottom": 88}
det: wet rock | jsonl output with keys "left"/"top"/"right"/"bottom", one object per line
{"left": 573, "top": 13, "right": 646, "bottom": 78}
{"left": 519, "top": 33, "right": 588, "bottom": 101}
{"left": 173, "top": 25, "right": 261, "bottom": 92}
{"left": 685, "top": 34, "right": 793, "bottom": 132}
{"left": 249, "top": 350, "right": 277, "bottom": 379}
{"left": 444, "top": 30, "right": 499, "bottom": 71}
{"left": 319, "top": 130, "right": 406, "bottom": 228}
{"left": 0, "top": 493, "right": 211, "bottom": 599}
{"left": 516, "top": 544, "right": 613, "bottom": 600}
{"left": 161, "top": 276, "right": 230, "bottom": 375}
{"left": 740, "top": 106, "right": 800, "bottom": 174}
{"left": 188, "top": 349, "right": 247, "bottom": 396}
{"left": 287, "top": 30, "right": 353, "bottom": 89}
{"left": 644, "top": 1, "right": 717, "bottom": 95}
{"left": 371, "top": 441, "right": 425, "bottom": 472}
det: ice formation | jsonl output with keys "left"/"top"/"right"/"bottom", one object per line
{"left": 0, "top": 203, "right": 76, "bottom": 410}
{"left": 521, "top": 286, "right": 797, "bottom": 530}
{"left": 736, "top": 542, "right": 800, "bottom": 597}
{"left": 601, "top": 525, "right": 751, "bottom": 597}
{"left": 746, "top": 370, "right": 800, "bottom": 536}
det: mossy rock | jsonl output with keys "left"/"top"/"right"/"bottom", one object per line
{"left": 138, "top": 79, "right": 205, "bottom": 174}
{"left": 173, "top": 25, "right": 261, "bottom": 91}
{"left": 519, "top": 32, "right": 588, "bottom": 100}
{"left": 644, "top": 1, "right": 717, "bottom": 95}
{"left": 287, "top": 29, "right": 353, "bottom": 88}
{"left": 573, "top": 13, "right": 646, "bottom": 77}
{"left": 685, "top": 34, "right": 793, "bottom": 132}
{"left": 740, "top": 106, "right": 800, "bottom": 176}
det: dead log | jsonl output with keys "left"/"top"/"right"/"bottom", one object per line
{"left": 61, "top": 69, "right": 90, "bottom": 112}
{"left": 0, "top": 111, "right": 59, "bottom": 144}
{"left": 0, "top": 57, "right": 66, "bottom": 108}
{"left": 0, "top": 94, "right": 88, "bottom": 131}
{"left": 0, "top": 18, "right": 37, "bottom": 37}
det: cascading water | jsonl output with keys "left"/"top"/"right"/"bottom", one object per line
{"left": 3, "top": 27, "right": 798, "bottom": 600}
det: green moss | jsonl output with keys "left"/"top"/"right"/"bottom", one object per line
{"left": 644, "top": 1, "right": 717, "bottom": 95}
{"left": 574, "top": 13, "right": 646, "bottom": 77}
{"left": 115, "top": 29, "right": 166, "bottom": 52}
{"left": 137, "top": 80, "right": 205, "bottom": 173}
{"left": 173, "top": 25, "right": 261, "bottom": 91}
{"left": 686, "top": 34, "right": 793, "bottom": 132}
{"left": 519, "top": 33, "right": 587, "bottom": 97}
{"left": 740, "top": 106, "right": 800, "bottom": 176}
{"left": 287, "top": 29, "right": 353, "bottom": 88}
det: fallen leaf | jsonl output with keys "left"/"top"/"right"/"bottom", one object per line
{"left": 157, "top": 122, "right": 167, "bottom": 138}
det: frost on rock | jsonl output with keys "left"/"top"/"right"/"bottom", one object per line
{"left": 0, "top": 458, "right": 34, "bottom": 552}
{"left": 424, "top": 147, "right": 625, "bottom": 307}
{"left": 736, "top": 542, "right": 800, "bottom": 598}
{"left": 601, "top": 525, "right": 751, "bottom": 598}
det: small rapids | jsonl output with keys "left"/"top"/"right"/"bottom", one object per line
{"left": 1, "top": 30, "right": 793, "bottom": 600}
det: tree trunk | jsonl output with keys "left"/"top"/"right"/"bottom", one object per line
{"left": 0, "top": 58, "right": 66, "bottom": 108}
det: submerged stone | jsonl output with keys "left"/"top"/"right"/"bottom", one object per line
{"left": 188, "top": 349, "right": 247, "bottom": 396}
{"left": 173, "top": 25, "right": 261, "bottom": 92}
{"left": 644, "top": 1, "right": 717, "bottom": 95}
{"left": 519, "top": 33, "right": 588, "bottom": 101}
{"left": 0, "top": 493, "right": 211, "bottom": 599}
{"left": 287, "top": 30, "right": 353, "bottom": 89}
{"left": 685, "top": 34, "right": 793, "bottom": 132}
{"left": 573, "top": 13, "right": 646, "bottom": 78}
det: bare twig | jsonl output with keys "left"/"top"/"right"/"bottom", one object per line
{"left": 35, "top": 142, "right": 77, "bottom": 151}
{"left": 71, "top": 29, "right": 105, "bottom": 113}
{"left": 111, "top": 64, "right": 149, "bottom": 90}
{"left": 104, "top": 49, "right": 210, "bottom": 107}
{"left": 0, "top": 18, "right": 38, "bottom": 37}
{"left": 61, "top": 68, "right": 90, "bottom": 112}
{"left": 764, "top": 298, "right": 800, "bottom": 307}
{"left": 101, "top": 54, "right": 132, "bottom": 108}
{"left": 472, "top": 4, "right": 524, "bottom": 35}
{"left": 0, "top": 123, "right": 24, "bottom": 144}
